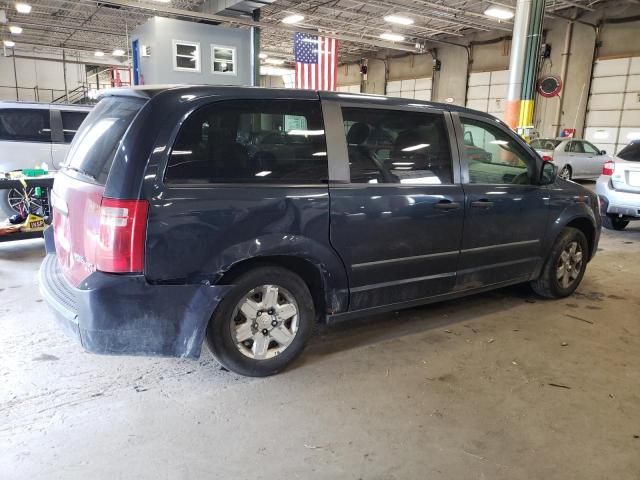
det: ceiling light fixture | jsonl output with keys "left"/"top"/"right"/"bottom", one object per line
{"left": 4, "top": 40, "right": 16, "bottom": 47}
{"left": 282, "top": 13, "right": 304, "bottom": 24}
{"left": 384, "top": 15, "right": 414, "bottom": 25}
{"left": 15, "top": 3, "right": 31, "bottom": 14}
{"left": 112, "top": 49, "right": 126, "bottom": 56}
{"left": 484, "top": 7, "right": 514, "bottom": 20}
{"left": 264, "top": 58, "right": 285, "bottom": 65}
{"left": 9, "top": 26, "right": 23, "bottom": 34}
{"left": 94, "top": 50, "right": 105, "bottom": 57}
{"left": 380, "top": 32, "right": 405, "bottom": 42}
{"left": 258, "top": 52, "right": 268, "bottom": 59}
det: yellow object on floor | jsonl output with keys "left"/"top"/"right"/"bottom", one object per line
{"left": 20, "top": 213, "right": 46, "bottom": 232}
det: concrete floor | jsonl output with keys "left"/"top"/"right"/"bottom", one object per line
{"left": 1, "top": 213, "right": 639, "bottom": 479}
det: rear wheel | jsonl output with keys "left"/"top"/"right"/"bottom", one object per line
{"left": 206, "top": 266, "right": 315, "bottom": 377}
{"left": 603, "top": 215, "right": 629, "bottom": 231}
{"left": 531, "top": 227, "right": 588, "bottom": 299}
{"left": 558, "top": 165, "right": 572, "bottom": 180}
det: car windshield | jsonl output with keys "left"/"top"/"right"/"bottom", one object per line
{"left": 617, "top": 141, "right": 640, "bottom": 162}
{"left": 530, "top": 139, "right": 561, "bottom": 150}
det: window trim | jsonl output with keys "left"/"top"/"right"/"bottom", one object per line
{"left": 454, "top": 112, "right": 542, "bottom": 186}
{"left": 323, "top": 100, "right": 461, "bottom": 186}
{"left": 172, "top": 39, "right": 201, "bottom": 73}
{"left": 211, "top": 44, "right": 237, "bottom": 76}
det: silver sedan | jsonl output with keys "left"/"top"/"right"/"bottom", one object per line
{"left": 531, "top": 138, "right": 610, "bottom": 180}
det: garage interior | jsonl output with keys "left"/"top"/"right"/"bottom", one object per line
{"left": 1, "top": 0, "right": 640, "bottom": 479}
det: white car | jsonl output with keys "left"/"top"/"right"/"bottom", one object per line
{"left": 596, "top": 140, "right": 640, "bottom": 231}
{"left": 530, "top": 138, "right": 610, "bottom": 180}
{"left": 0, "top": 102, "right": 92, "bottom": 217}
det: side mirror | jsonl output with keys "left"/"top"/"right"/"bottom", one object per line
{"left": 600, "top": 150, "right": 607, "bottom": 155}
{"left": 540, "top": 161, "right": 558, "bottom": 185}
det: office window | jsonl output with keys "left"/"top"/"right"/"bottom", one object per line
{"left": 166, "top": 100, "right": 327, "bottom": 184}
{"left": 212, "top": 45, "right": 236, "bottom": 74}
{"left": 461, "top": 117, "right": 535, "bottom": 185}
{"left": 342, "top": 107, "right": 453, "bottom": 185}
{"left": 173, "top": 40, "right": 200, "bottom": 72}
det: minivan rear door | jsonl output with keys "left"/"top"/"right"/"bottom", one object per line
{"left": 51, "top": 96, "right": 146, "bottom": 286}
{"left": 321, "top": 95, "right": 464, "bottom": 311}
{"left": 0, "top": 107, "right": 53, "bottom": 172}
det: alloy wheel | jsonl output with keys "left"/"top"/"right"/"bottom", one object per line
{"left": 559, "top": 166, "right": 571, "bottom": 180}
{"left": 231, "top": 284, "right": 299, "bottom": 360}
{"left": 8, "top": 188, "right": 45, "bottom": 215}
{"left": 556, "top": 241, "right": 583, "bottom": 289}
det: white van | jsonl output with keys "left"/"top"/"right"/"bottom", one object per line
{"left": 0, "top": 102, "right": 92, "bottom": 216}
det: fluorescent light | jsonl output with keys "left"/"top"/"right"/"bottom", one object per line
{"left": 402, "top": 143, "right": 430, "bottom": 152}
{"left": 171, "top": 150, "right": 192, "bottom": 156}
{"left": 15, "top": 3, "right": 31, "bottom": 14}
{"left": 3, "top": 40, "right": 16, "bottom": 48}
{"left": 94, "top": 51, "right": 105, "bottom": 57}
{"left": 287, "top": 129, "right": 325, "bottom": 136}
{"left": 484, "top": 7, "right": 514, "bottom": 20}
{"left": 489, "top": 140, "right": 509, "bottom": 145}
{"left": 282, "top": 13, "right": 304, "bottom": 24}
{"left": 112, "top": 49, "right": 125, "bottom": 56}
{"left": 260, "top": 66, "right": 294, "bottom": 76}
{"left": 152, "top": 0, "right": 171, "bottom": 3}
{"left": 384, "top": 15, "right": 414, "bottom": 25}
{"left": 9, "top": 26, "right": 23, "bottom": 34}
{"left": 258, "top": 53, "right": 268, "bottom": 59}
{"left": 380, "top": 32, "right": 405, "bottom": 42}
{"left": 264, "top": 58, "right": 285, "bottom": 65}
{"left": 392, "top": 162, "right": 414, "bottom": 166}
{"left": 312, "top": 151, "right": 327, "bottom": 156}
{"left": 255, "top": 171, "right": 272, "bottom": 177}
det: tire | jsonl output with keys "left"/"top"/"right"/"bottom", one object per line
{"left": 559, "top": 165, "right": 572, "bottom": 180}
{"left": 205, "top": 266, "right": 315, "bottom": 377}
{"left": 530, "top": 227, "right": 589, "bottom": 299}
{"left": 602, "top": 215, "right": 629, "bottom": 231}
{"left": 0, "top": 190, "right": 17, "bottom": 219}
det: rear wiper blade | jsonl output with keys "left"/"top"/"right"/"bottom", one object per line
{"left": 65, "top": 166, "right": 97, "bottom": 181}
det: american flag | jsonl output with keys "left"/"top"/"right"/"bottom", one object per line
{"left": 294, "top": 32, "right": 338, "bottom": 90}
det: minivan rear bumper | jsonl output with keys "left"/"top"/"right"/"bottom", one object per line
{"left": 39, "top": 247, "right": 232, "bottom": 359}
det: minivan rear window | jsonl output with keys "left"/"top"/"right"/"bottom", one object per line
{"left": 64, "top": 96, "right": 145, "bottom": 184}
{"left": 617, "top": 141, "right": 640, "bottom": 162}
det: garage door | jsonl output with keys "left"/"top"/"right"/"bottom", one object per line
{"left": 584, "top": 56, "right": 640, "bottom": 155}
{"left": 466, "top": 70, "right": 509, "bottom": 121}
{"left": 386, "top": 77, "right": 432, "bottom": 101}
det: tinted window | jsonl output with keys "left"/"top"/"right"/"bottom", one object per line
{"left": 461, "top": 117, "right": 535, "bottom": 185}
{"left": 0, "top": 108, "right": 50, "bottom": 142}
{"left": 618, "top": 141, "right": 640, "bottom": 162}
{"left": 65, "top": 96, "right": 145, "bottom": 185}
{"left": 61, "top": 111, "right": 89, "bottom": 143}
{"left": 166, "top": 100, "right": 327, "bottom": 184}
{"left": 530, "top": 139, "right": 560, "bottom": 150}
{"left": 342, "top": 107, "right": 452, "bottom": 184}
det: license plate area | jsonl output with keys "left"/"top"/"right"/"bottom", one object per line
{"left": 629, "top": 171, "right": 640, "bottom": 187}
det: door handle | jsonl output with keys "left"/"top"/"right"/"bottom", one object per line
{"left": 470, "top": 199, "right": 494, "bottom": 209}
{"left": 433, "top": 200, "right": 461, "bottom": 210}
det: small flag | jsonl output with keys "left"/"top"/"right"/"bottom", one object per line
{"left": 294, "top": 32, "right": 338, "bottom": 90}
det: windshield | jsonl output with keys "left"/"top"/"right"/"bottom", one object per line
{"left": 530, "top": 139, "right": 561, "bottom": 150}
{"left": 64, "top": 96, "right": 146, "bottom": 184}
{"left": 617, "top": 141, "right": 640, "bottom": 162}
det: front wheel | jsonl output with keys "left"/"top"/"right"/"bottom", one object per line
{"left": 531, "top": 227, "right": 588, "bottom": 299}
{"left": 603, "top": 215, "right": 629, "bottom": 231}
{"left": 206, "top": 266, "right": 315, "bottom": 377}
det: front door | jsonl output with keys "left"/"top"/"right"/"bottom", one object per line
{"left": 455, "top": 114, "right": 550, "bottom": 289}
{"left": 325, "top": 100, "right": 464, "bottom": 311}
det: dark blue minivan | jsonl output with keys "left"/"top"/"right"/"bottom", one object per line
{"left": 40, "top": 86, "right": 601, "bottom": 376}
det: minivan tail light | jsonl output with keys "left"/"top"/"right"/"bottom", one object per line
{"left": 542, "top": 155, "right": 553, "bottom": 162}
{"left": 96, "top": 198, "right": 149, "bottom": 273}
{"left": 602, "top": 160, "right": 615, "bottom": 176}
